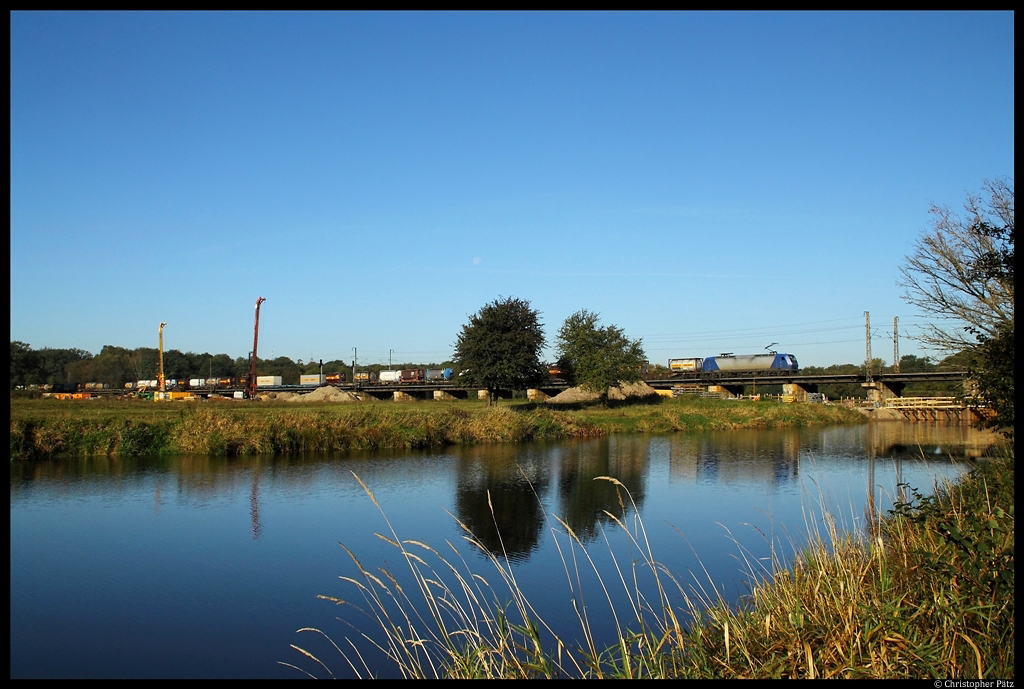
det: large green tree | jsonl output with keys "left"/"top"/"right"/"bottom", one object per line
{"left": 555, "top": 309, "right": 646, "bottom": 400}
{"left": 453, "top": 296, "right": 546, "bottom": 406}
{"left": 10, "top": 341, "right": 40, "bottom": 389}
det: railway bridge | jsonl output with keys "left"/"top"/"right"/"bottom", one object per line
{"left": 644, "top": 370, "right": 972, "bottom": 402}
{"left": 80, "top": 370, "right": 977, "bottom": 410}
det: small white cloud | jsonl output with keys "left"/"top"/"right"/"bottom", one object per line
{"left": 473, "top": 257, "right": 481, "bottom": 265}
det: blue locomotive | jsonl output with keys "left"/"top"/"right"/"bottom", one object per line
{"left": 669, "top": 352, "right": 799, "bottom": 376}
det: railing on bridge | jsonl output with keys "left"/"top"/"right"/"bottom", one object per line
{"left": 884, "top": 397, "right": 964, "bottom": 410}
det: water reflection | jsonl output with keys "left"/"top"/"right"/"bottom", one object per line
{"left": 10, "top": 423, "right": 1006, "bottom": 679}
{"left": 666, "top": 430, "right": 801, "bottom": 488}
{"left": 555, "top": 436, "right": 648, "bottom": 544}
{"left": 453, "top": 443, "right": 551, "bottom": 561}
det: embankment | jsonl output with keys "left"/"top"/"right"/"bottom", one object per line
{"left": 10, "top": 396, "right": 866, "bottom": 461}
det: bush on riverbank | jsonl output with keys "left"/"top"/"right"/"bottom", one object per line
{"left": 9, "top": 395, "right": 864, "bottom": 461}
{"left": 668, "top": 455, "right": 1014, "bottom": 678}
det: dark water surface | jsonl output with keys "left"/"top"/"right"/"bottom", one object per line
{"left": 10, "top": 423, "right": 1000, "bottom": 678}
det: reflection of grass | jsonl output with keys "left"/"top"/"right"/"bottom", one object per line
{"left": 10, "top": 396, "right": 863, "bottom": 460}
{"left": 286, "top": 457, "right": 1014, "bottom": 679}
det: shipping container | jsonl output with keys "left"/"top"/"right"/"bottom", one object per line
{"left": 669, "top": 358, "right": 703, "bottom": 373}
{"left": 325, "top": 372, "right": 348, "bottom": 384}
{"left": 378, "top": 370, "right": 401, "bottom": 384}
{"left": 400, "top": 369, "right": 426, "bottom": 383}
{"left": 300, "top": 374, "right": 326, "bottom": 386}
{"left": 425, "top": 368, "right": 454, "bottom": 382}
{"left": 256, "top": 376, "right": 283, "bottom": 387}
{"left": 353, "top": 371, "right": 377, "bottom": 384}
{"left": 189, "top": 379, "right": 206, "bottom": 388}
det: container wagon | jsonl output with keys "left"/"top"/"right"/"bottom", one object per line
{"left": 378, "top": 370, "right": 401, "bottom": 384}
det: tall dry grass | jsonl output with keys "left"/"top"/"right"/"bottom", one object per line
{"left": 285, "top": 456, "right": 1014, "bottom": 679}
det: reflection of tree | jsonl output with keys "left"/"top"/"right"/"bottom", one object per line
{"left": 454, "top": 446, "right": 550, "bottom": 562}
{"left": 667, "top": 431, "right": 801, "bottom": 488}
{"left": 557, "top": 437, "right": 647, "bottom": 544}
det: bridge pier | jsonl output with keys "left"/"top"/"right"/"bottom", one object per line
{"left": 527, "top": 388, "right": 549, "bottom": 401}
{"left": 708, "top": 384, "right": 743, "bottom": 399}
{"left": 434, "top": 389, "right": 469, "bottom": 400}
{"left": 362, "top": 389, "right": 392, "bottom": 401}
{"left": 782, "top": 382, "right": 818, "bottom": 402}
{"left": 862, "top": 380, "right": 905, "bottom": 406}
{"left": 393, "top": 390, "right": 417, "bottom": 402}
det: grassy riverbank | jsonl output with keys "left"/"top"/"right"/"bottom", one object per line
{"left": 9, "top": 395, "right": 864, "bottom": 460}
{"left": 296, "top": 454, "right": 1014, "bottom": 679}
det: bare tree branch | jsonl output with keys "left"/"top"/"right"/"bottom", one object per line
{"left": 898, "top": 178, "right": 1014, "bottom": 353}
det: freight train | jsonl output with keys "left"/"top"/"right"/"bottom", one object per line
{"left": 668, "top": 352, "right": 799, "bottom": 377}
{"left": 34, "top": 368, "right": 459, "bottom": 394}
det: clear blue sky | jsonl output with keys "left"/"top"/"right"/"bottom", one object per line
{"left": 10, "top": 11, "right": 1014, "bottom": 369}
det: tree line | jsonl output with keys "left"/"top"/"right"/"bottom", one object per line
{"left": 9, "top": 342, "right": 431, "bottom": 389}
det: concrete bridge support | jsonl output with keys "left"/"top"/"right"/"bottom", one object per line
{"left": 783, "top": 382, "right": 818, "bottom": 402}
{"left": 393, "top": 390, "right": 417, "bottom": 402}
{"left": 708, "top": 384, "right": 744, "bottom": 399}
{"left": 527, "top": 388, "right": 550, "bottom": 401}
{"left": 478, "top": 389, "right": 513, "bottom": 401}
{"left": 362, "top": 389, "right": 392, "bottom": 401}
{"left": 433, "top": 389, "right": 470, "bottom": 401}
{"left": 862, "top": 380, "right": 905, "bottom": 406}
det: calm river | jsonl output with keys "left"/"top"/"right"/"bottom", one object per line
{"left": 10, "top": 422, "right": 1001, "bottom": 678}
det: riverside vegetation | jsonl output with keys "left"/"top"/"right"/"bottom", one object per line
{"left": 9, "top": 395, "right": 864, "bottom": 461}
{"left": 12, "top": 394, "right": 1010, "bottom": 679}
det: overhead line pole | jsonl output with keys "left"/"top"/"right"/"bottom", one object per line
{"left": 893, "top": 317, "right": 899, "bottom": 373}
{"left": 865, "top": 311, "right": 872, "bottom": 381}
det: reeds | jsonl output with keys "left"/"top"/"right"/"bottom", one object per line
{"left": 285, "top": 471, "right": 697, "bottom": 678}
{"left": 10, "top": 396, "right": 861, "bottom": 460}
{"left": 286, "top": 456, "right": 1014, "bottom": 679}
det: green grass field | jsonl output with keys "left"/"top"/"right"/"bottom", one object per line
{"left": 10, "top": 394, "right": 865, "bottom": 460}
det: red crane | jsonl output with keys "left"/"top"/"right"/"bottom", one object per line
{"left": 248, "top": 297, "right": 266, "bottom": 399}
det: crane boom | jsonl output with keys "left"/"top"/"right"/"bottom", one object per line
{"left": 248, "top": 297, "right": 266, "bottom": 399}
{"left": 158, "top": 322, "right": 167, "bottom": 393}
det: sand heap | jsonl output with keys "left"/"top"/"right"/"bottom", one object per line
{"left": 289, "top": 386, "right": 362, "bottom": 402}
{"left": 547, "top": 380, "right": 658, "bottom": 404}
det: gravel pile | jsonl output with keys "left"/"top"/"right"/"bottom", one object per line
{"left": 288, "top": 386, "right": 361, "bottom": 402}
{"left": 547, "top": 380, "right": 658, "bottom": 404}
